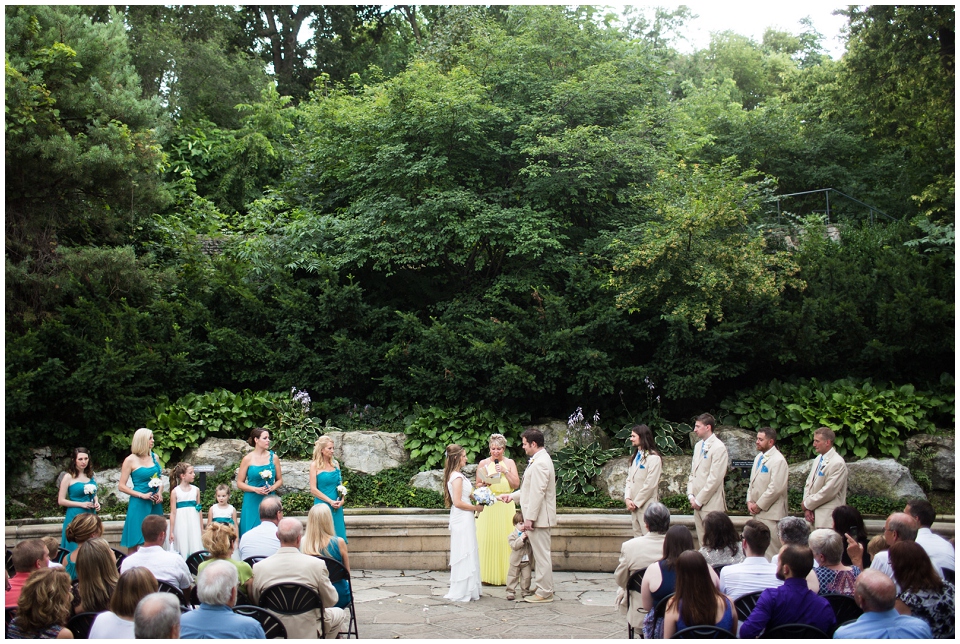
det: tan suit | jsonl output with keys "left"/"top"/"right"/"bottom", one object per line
{"left": 687, "top": 434, "right": 728, "bottom": 543}
{"left": 251, "top": 547, "right": 345, "bottom": 639}
{"left": 802, "top": 447, "right": 847, "bottom": 528}
{"left": 624, "top": 451, "right": 662, "bottom": 536}
{"left": 506, "top": 529, "right": 532, "bottom": 597}
{"left": 746, "top": 446, "right": 788, "bottom": 557}
{"left": 511, "top": 449, "right": 557, "bottom": 598}
{"left": 614, "top": 532, "right": 666, "bottom": 628}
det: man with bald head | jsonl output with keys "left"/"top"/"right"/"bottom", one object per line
{"left": 862, "top": 512, "right": 933, "bottom": 585}
{"left": 251, "top": 517, "right": 344, "bottom": 639}
{"left": 833, "top": 569, "right": 932, "bottom": 638}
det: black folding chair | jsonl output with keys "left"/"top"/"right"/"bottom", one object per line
{"left": 734, "top": 590, "right": 764, "bottom": 622}
{"left": 244, "top": 556, "right": 266, "bottom": 568}
{"left": 157, "top": 580, "right": 190, "bottom": 607}
{"left": 5, "top": 607, "right": 18, "bottom": 626}
{"left": 672, "top": 624, "right": 736, "bottom": 638}
{"left": 111, "top": 548, "right": 126, "bottom": 572}
{"left": 259, "top": 582, "right": 326, "bottom": 637}
{"left": 822, "top": 592, "right": 862, "bottom": 633}
{"left": 234, "top": 604, "right": 288, "bottom": 639}
{"left": 55, "top": 547, "right": 71, "bottom": 564}
{"left": 645, "top": 591, "right": 674, "bottom": 639}
{"left": 317, "top": 555, "right": 359, "bottom": 638}
{"left": 185, "top": 549, "right": 212, "bottom": 576}
{"left": 943, "top": 567, "right": 955, "bottom": 584}
{"left": 5, "top": 549, "right": 14, "bottom": 577}
{"left": 626, "top": 567, "right": 647, "bottom": 639}
{"left": 712, "top": 564, "right": 727, "bottom": 577}
{"left": 761, "top": 623, "right": 827, "bottom": 639}
{"left": 66, "top": 611, "right": 98, "bottom": 639}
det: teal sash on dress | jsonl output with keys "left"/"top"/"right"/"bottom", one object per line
{"left": 212, "top": 517, "right": 234, "bottom": 525}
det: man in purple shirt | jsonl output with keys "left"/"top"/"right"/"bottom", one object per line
{"left": 739, "top": 545, "right": 836, "bottom": 638}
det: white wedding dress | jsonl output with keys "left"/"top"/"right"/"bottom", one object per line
{"left": 444, "top": 471, "right": 482, "bottom": 602}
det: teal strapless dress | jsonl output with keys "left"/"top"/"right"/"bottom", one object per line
{"left": 315, "top": 468, "right": 348, "bottom": 542}
{"left": 322, "top": 538, "right": 351, "bottom": 608}
{"left": 239, "top": 452, "right": 278, "bottom": 537}
{"left": 61, "top": 478, "right": 97, "bottom": 551}
{"left": 120, "top": 453, "right": 164, "bottom": 548}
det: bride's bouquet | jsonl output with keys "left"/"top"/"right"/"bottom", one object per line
{"left": 471, "top": 487, "right": 497, "bottom": 506}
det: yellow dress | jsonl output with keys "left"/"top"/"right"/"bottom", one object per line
{"left": 475, "top": 474, "right": 515, "bottom": 585}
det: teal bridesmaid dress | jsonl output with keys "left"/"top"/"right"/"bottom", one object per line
{"left": 314, "top": 468, "right": 348, "bottom": 542}
{"left": 239, "top": 451, "right": 277, "bottom": 537}
{"left": 61, "top": 478, "right": 97, "bottom": 551}
{"left": 120, "top": 453, "right": 164, "bottom": 548}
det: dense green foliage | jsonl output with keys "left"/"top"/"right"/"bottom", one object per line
{"left": 404, "top": 406, "right": 525, "bottom": 471}
{"left": 6, "top": 6, "right": 954, "bottom": 481}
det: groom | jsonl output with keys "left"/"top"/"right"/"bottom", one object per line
{"left": 499, "top": 428, "right": 557, "bottom": 603}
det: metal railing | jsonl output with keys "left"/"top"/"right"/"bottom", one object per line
{"left": 775, "top": 188, "right": 896, "bottom": 225}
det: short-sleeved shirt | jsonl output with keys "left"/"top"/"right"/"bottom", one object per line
{"left": 179, "top": 603, "right": 266, "bottom": 639}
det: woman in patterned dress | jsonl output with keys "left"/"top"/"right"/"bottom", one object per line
{"left": 890, "top": 541, "right": 955, "bottom": 638}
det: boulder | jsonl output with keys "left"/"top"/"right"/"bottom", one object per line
{"left": 903, "top": 434, "right": 955, "bottom": 492}
{"left": 524, "top": 418, "right": 613, "bottom": 455}
{"left": 181, "top": 438, "right": 251, "bottom": 476}
{"left": 326, "top": 431, "right": 409, "bottom": 474}
{"left": 714, "top": 427, "right": 760, "bottom": 463}
{"left": 597, "top": 455, "right": 691, "bottom": 500}
{"left": 276, "top": 460, "right": 310, "bottom": 494}
{"left": 409, "top": 464, "right": 478, "bottom": 495}
{"left": 788, "top": 457, "right": 926, "bottom": 502}
{"left": 96, "top": 468, "right": 171, "bottom": 506}
{"left": 15, "top": 447, "right": 70, "bottom": 492}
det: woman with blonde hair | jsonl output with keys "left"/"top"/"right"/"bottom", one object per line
{"left": 443, "top": 444, "right": 484, "bottom": 602}
{"left": 5, "top": 567, "right": 74, "bottom": 639}
{"left": 197, "top": 522, "right": 253, "bottom": 597}
{"left": 62, "top": 513, "right": 104, "bottom": 581}
{"left": 88, "top": 567, "right": 158, "bottom": 639}
{"left": 118, "top": 427, "right": 164, "bottom": 552}
{"left": 309, "top": 435, "right": 348, "bottom": 541}
{"left": 302, "top": 503, "right": 351, "bottom": 608}
{"left": 73, "top": 537, "right": 118, "bottom": 614}
{"left": 809, "top": 528, "right": 860, "bottom": 596}
{"left": 474, "top": 433, "right": 519, "bottom": 585}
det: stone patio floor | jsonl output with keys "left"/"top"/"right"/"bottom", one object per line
{"left": 349, "top": 569, "right": 624, "bottom": 639}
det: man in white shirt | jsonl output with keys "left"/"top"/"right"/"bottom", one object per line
{"left": 120, "top": 515, "right": 192, "bottom": 590}
{"left": 719, "top": 519, "right": 782, "bottom": 600}
{"left": 904, "top": 499, "right": 954, "bottom": 577}
{"left": 868, "top": 512, "right": 926, "bottom": 584}
{"left": 237, "top": 496, "right": 283, "bottom": 562}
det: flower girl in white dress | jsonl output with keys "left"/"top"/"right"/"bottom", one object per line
{"left": 443, "top": 444, "right": 485, "bottom": 602}
{"left": 170, "top": 462, "right": 204, "bottom": 559}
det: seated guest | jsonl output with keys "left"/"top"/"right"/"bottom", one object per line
{"left": 5, "top": 539, "right": 49, "bottom": 608}
{"left": 834, "top": 569, "right": 931, "bottom": 639}
{"left": 237, "top": 496, "right": 283, "bottom": 562}
{"left": 769, "top": 516, "right": 811, "bottom": 568}
{"left": 120, "top": 515, "right": 192, "bottom": 591}
{"left": 5, "top": 567, "right": 74, "bottom": 639}
{"left": 904, "top": 499, "right": 954, "bottom": 578}
{"left": 639, "top": 525, "right": 703, "bottom": 639}
{"left": 808, "top": 529, "right": 860, "bottom": 596}
{"left": 865, "top": 512, "right": 921, "bottom": 583}
{"left": 180, "top": 560, "right": 266, "bottom": 639}
{"left": 89, "top": 567, "right": 158, "bottom": 639}
{"left": 41, "top": 537, "right": 64, "bottom": 569}
{"left": 868, "top": 534, "right": 889, "bottom": 560}
{"left": 698, "top": 511, "right": 744, "bottom": 567}
{"left": 73, "top": 537, "right": 118, "bottom": 614}
{"left": 62, "top": 513, "right": 103, "bottom": 581}
{"left": 889, "top": 541, "right": 955, "bottom": 639}
{"left": 663, "top": 551, "right": 737, "bottom": 638}
{"left": 134, "top": 592, "right": 181, "bottom": 639}
{"left": 302, "top": 503, "right": 352, "bottom": 608}
{"left": 718, "top": 520, "right": 780, "bottom": 600}
{"left": 615, "top": 502, "right": 671, "bottom": 627}
{"left": 198, "top": 522, "right": 254, "bottom": 597}
{"left": 739, "top": 545, "right": 835, "bottom": 638}
{"left": 251, "top": 518, "right": 345, "bottom": 639}
{"left": 832, "top": 505, "right": 872, "bottom": 569}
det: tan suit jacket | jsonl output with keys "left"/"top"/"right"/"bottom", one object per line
{"left": 687, "top": 434, "right": 728, "bottom": 511}
{"left": 746, "top": 446, "right": 788, "bottom": 521}
{"left": 614, "top": 532, "right": 666, "bottom": 628}
{"left": 802, "top": 447, "right": 847, "bottom": 528}
{"left": 515, "top": 451, "right": 557, "bottom": 527}
{"left": 625, "top": 452, "right": 662, "bottom": 512}
{"left": 251, "top": 547, "right": 345, "bottom": 639}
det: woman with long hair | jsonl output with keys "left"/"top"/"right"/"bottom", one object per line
{"left": 62, "top": 513, "right": 103, "bottom": 581}
{"left": 5, "top": 567, "right": 74, "bottom": 639}
{"left": 809, "top": 529, "right": 860, "bottom": 596}
{"left": 197, "top": 522, "right": 253, "bottom": 597}
{"left": 624, "top": 425, "right": 662, "bottom": 536}
{"left": 302, "top": 503, "right": 351, "bottom": 608}
{"left": 118, "top": 428, "right": 164, "bottom": 552}
{"left": 309, "top": 435, "right": 348, "bottom": 542}
{"left": 443, "top": 444, "right": 484, "bottom": 602}
{"left": 663, "top": 550, "right": 737, "bottom": 638}
{"left": 236, "top": 427, "right": 283, "bottom": 537}
{"left": 831, "top": 505, "right": 872, "bottom": 569}
{"left": 698, "top": 511, "right": 744, "bottom": 566}
{"left": 58, "top": 447, "right": 100, "bottom": 552}
{"left": 890, "top": 541, "right": 955, "bottom": 638}
{"left": 474, "top": 433, "right": 520, "bottom": 585}
{"left": 73, "top": 537, "right": 118, "bottom": 614}
{"left": 88, "top": 567, "right": 158, "bottom": 639}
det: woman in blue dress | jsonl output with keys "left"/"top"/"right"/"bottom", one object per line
{"left": 309, "top": 435, "right": 347, "bottom": 542}
{"left": 302, "top": 503, "right": 352, "bottom": 608}
{"left": 58, "top": 447, "right": 100, "bottom": 551}
{"left": 663, "top": 550, "right": 737, "bottom": 638}
{"left": 118, "top": 428, "right": 164, "bottom": 553}
{"left": 236, "top": 428, "right": 283, "bottom": 537}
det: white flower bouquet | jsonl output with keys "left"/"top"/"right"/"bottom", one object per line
{"left": 83, "top": 483, "right": 97, "bottom": 496}
{"left": 471, "top": 487, "right": 496, "bottom": 506}
{"left": 148, "top": 476, "right": 162, "bottom": 489}
{"left": 337, "top": 484, "right": 348, "bottom": 499}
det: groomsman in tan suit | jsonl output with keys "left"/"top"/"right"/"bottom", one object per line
{"left": 500, "top": 428, "right": 557, "bottom": 603}
{"left": 802, "top": 427, "right": 848, "bottom": 528}
{"left": 687, "top": 413, "right": 728, "bottom": 545}
{"left": 624, "top": 424, "right": 662, "bottom": 536}
{"left": 746, "top": 427, "right": 788, "bottom": 558}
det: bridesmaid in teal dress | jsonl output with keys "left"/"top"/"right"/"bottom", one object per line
{"left": 58, "top": 447, "right": 100, "bottom": 551}
{"left": 118, "top": 428, "right": 164, "bottom": 552}
{"left": 309, "top": 436, "right": 348, "bottom": 542}
{"left": 236, "top": 428, "right": 283, "bottom": 537}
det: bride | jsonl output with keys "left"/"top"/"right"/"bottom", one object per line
{"left": 443, "top": 444, "right": 485, "bottom": 602}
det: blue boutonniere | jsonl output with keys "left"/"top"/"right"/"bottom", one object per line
{"left": 760, "top": 465, "right": 769, "bottom": 473}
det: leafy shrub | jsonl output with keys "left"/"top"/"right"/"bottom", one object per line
{"left": 554, "top": 443, "right": 622, "bottom": 495}
{"left": 720, "top": 376, "right": 954, "bottom": 459}
{"left": 660, "top": 494, "right": 693, "bottom": 514}
{"left": 271, "top": 388, "right": 323, "bottom": 459}
{"left": 404, "top": 405, "right": 526, "bottom": 472}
